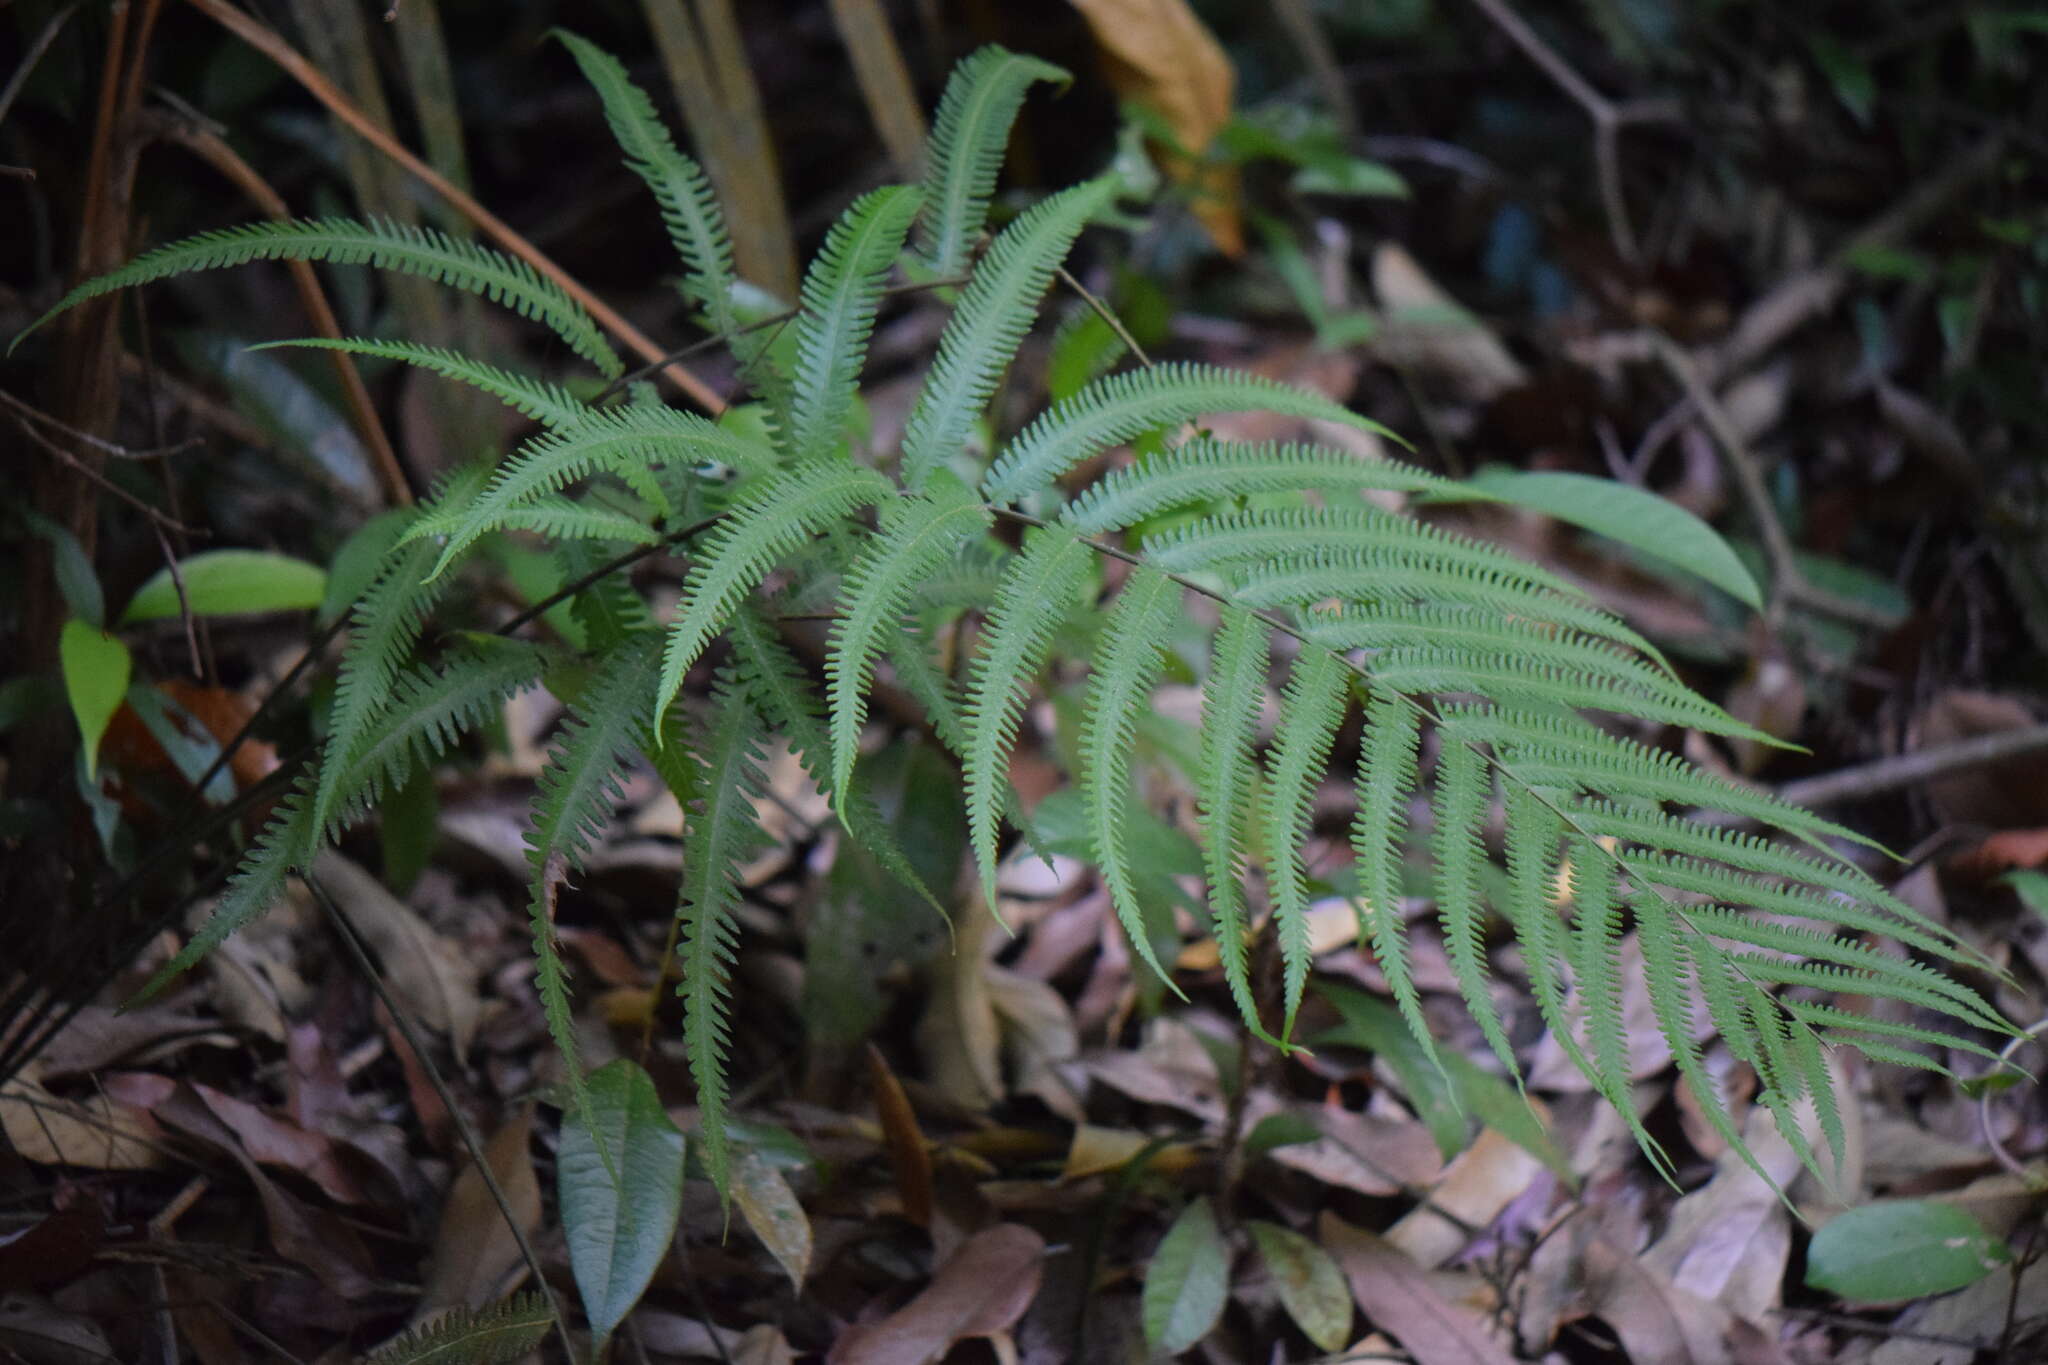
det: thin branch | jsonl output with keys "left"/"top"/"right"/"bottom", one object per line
{"left": 1056, "top": 266, "right": 1154, "bottom": 368}
{"left": 1775, "top": 724, "right": 2048, "bottom": 809}
{"left": 0, "top": 3, "right": 79, "bottom": 130}
{"left": 0, "top": 388, "right": 204, "bottom": 462}
{"left": 181, "top": 0, "right": 726, "bottom": 414}
{"left": 12, "top": 414, "right": 205, "bottom": 538}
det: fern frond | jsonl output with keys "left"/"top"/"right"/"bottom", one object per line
{"left": 14, "top": 217, "right": 619, "bottom": 375}
{"left": 1351, "top": 688, "right": 1434, "bottom": 1072}
{"left": 1260, "top": 646, "right": 1350, "bottom": 1038}
{"left": 1079, "top": 565, "right": 1184, "bottom": 984}
{"left": 826, "top": 475, "right": 992, "bottom": 800}
{"left": 962, "top": 526, "right": 1095, "bottom": 904}
{"left": 1782, "top": 998, "right": 2000, "bottom": 1066}
{"left": 364, "top": 1292, "right": 553, "bottom": 1365}
{"left": 1060, "top": 438, "right": 1457, "bottom": 536}
{"left": 250, "top": 338, "right": 590, "bottom": 429}
{"left": 553, "top": 30, "right": 738, "bottom": 339}
{"left": 918, "top": 45, "right": 1073, "bottom": 275}
{"left": 674, "top": 678, "right": 772, "bottom": 1196}
{"left": 655, "top": 463, "right": 893, "bottom": 725}
{"left": 786, "top": 184, "right": 924, "bottom": 465}
{"left": 1568, "top": 836, "right": 1668, "bottom": 1171}
{"left": 1432, "top": 734, "right": 1519, "bottom": 1077}
{"left": 527, "top": 636, "right": 663, "bottom": 1138}
{"left": 489, "top": 497, "right": 658, "bottom": 546}
{"left": 416, "top": 407, "right": 776, "bottom": 577}
{"left": 1637, "top": 905, "right": 1750, "bottom": 1177}
{"left": 898, "top": 176, "right": 1119, "bottom": 491}
{"left": 986, "top": 367, "right": 1400, "bottom": 508}
{"left": 562, "top": 543, "right": 658, "bottom": 647}
{"left": 726, "top": 603, "right": 944, "bottom": 913}
{"left": 1197, "top": 604, "right": 1272, "bottom": 1040}
{"left": 311, "top": 529, "right": 453, "bottom": 841}
{"left": 1500, "top": 783, "right": 1578, "bottom": 1076}
{"left": 1232, "top": 547, "right": 1663, "bottom": 662}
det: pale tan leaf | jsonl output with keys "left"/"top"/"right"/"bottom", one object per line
{"left": 314, "top": 852, "right": 480, "bottom": 1056}
{"left": 734, "top": 1149, "right": 812, "bottom": 1289}
{"left": 0, "top": 1077, "right": 165, "bottom": 1171}
{"left": 413, "top": 1109, "right": 541, "bottom": 1318}
{"left": 1385, "top": 1128, "right": 1546, "bottom": 1268}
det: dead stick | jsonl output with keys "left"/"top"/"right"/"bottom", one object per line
{"left": 182, "top": 0, "right": 726, "bottom": 415}
{"left": 1776, "top": 724, "right": 2048, "bottom": 809}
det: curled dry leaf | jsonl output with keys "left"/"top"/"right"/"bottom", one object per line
{"left": 825, "top": 1223, "right": 1046, "bottom": 1365}
{"left": 1067, "top": 0, "right": 1241, "bottom": 255}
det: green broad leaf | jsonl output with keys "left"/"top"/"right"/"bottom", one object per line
{"left": 1291, "top": 157, "right": 1408, "bottom": 199}
{"left": 1142, "top": 1197, "right": 1231, "bottom": 1355}
{"left": 121, "top": 549, "right": 328, "bottom": 624}
{"left": 1808, "top": 35, "right": 1875, "bottom": 126}
{"left": 1246, "top": 1220, "right": 1352, "bottom": 1352}
{"left": 60, "top": 620, "right": 131, "bottom": 781}
{"left": 321, "top": 508, "right": 416, "bottom": 626}
{"left": 558, "top": 1059, "right": 686, "bottom": 1347}
{"left": 1806, "top": 1200, "right": 2010, "bottom": 1302}
{"left": 24, "top": 511, "right": 105, "bottom": 627}
{"left": 1449, "top": 467, "right": 1763, "bottom": 610}
{"left": 1244, "top": 1111, "right": 1321, "bottom": 1161}
{"left": 1314, "top": 982, "right": 1571, "bottom": 1178}
{"left": 2004, "top": 869, "right": 2048, "bottom": 920}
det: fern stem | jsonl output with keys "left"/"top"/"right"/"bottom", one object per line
{"left": 497, "top": 512, "right": 726, "bottom": 637}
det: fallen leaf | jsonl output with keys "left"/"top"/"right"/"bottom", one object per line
{"left": 1068, "top": 0, "right": 1241, "bottom": 254}
{"left": 0, "top": 1077, "right": 165, "bottom": 1171}
{"left": 1248, "top": 1220, "right": 1352, "bottom": 1352}
{"left": 313, "top": 851, "right": 481, "bottom": 1056}
{"left": 1385, "top": 1128, "right": 1547, "bottom": 1268}
{"left": 0, "top": 1203, "right": 104, "bottom": 1294}
{"left": 867, "top": 1044, "right": 934, "bottom": 1229}
{"left": 1643, "top": 1105, "right": 1803, "bottom": 1322}
{"left": 1371, "top": 243, "right": 1527, "bottom": 401}
{"left": 826, "top": 1223, "right": 1045, "bottom": 1365}
{"left": 0, "top": 1291, "right": 115, "bottom": 1365}
{"left": 1320, "top": 1214, "right": 1517, "bottom": 1365}
{"left": 413, "top": 1109, "right": 542, "bottom": 1318}
{"left": 106, "top": 1072, "right": 364, "bottom": 1205}
{"left": 734, "top": 1148, "right": 812, "bottom": 1289}
{"left": 1917, "top": 691, "right": 2048, "bottom": 828}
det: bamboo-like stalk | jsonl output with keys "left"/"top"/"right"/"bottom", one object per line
{"left": 827, "top": 0, "right": 929, "bottom": 178}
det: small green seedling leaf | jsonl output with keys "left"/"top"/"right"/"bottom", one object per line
{"left": 121, "top": 549, "right": 328, "bottom": 623}
{"left": 1143, "top": 1196, "right": 1230, "bottom": 1355}
{"left": 60, "top": 619, "right": 131, "bottom": 780}
{"left": 1444, "top": 467, "right": 1764, "bottom": 610}
{"left": 558, "top": 1059, "right": 686, "bottom": 1349}
{"left": 1247, "top": 1220, "right": 1352, "bottom": 1351}
{"left": 1806, "top": 1200, "right": 2010, "bottom": 1302}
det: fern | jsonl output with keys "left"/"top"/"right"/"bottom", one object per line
{"left": 41, "top": 34, "right": 2012, "bottom": 1204}
{"left": 786, "top": 184, "right": 925, "bottom": 465}
{"left": 918, "top": 46, "right": 1073, "bottom": 275}
{"left": 673, "top": 677, "right": 772, "bottom": 1195}
{"left": 13, "top": 217, "right": 619, "bottom": 376}
{"left": 898, "top": 176, "right": 1119, "bottom": 491}
{"left": 986, "top": 367, "right": 1400, "bottom": 508}
{"left": 364, "top": 1293, "right": 553, "bottom": 1365}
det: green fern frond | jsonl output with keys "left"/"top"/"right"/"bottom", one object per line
{"left": 827, "top": 475, "right": 992, "bottom": 800}
{"left": 1350, "top": 688, "right": 1435, "bottom": 1073}
{"left": 655, "top": 462, "right": 892, "bottom": 726}
{"left": 1079, "top": 565, "right": 1184, "bottom": 985}
{"left": 416, "top": 406, "right": 776, "bottom": 577}
{"left": 1637, "top": 906, "right": 1752, "bottom": 1178}
{"left": 726, "top": 603, "right": 944, "bottom": 913}
{"left": 786, "top": 184, "right": 924, "bottom": 465}
{"left": 1060, "top": 438, "right": 1457, "bottom": 535}
{"left": 527, "top": 636, "right": 663, "bottom": 1138}
{"left": 250, "top": 338, "right": 590, "bottom": 428}
{"left": 1371, "top": 647, "right": 1758, "bottom": 738}
{"left": 1432, "top": 735, "right": 1519, "bottom": 1077}
{"left": 674, "top": 678, "right": 772, "bottom": 1196}
{"left": 1782, "top": 998, "right": 2000, "bottom": 1066}
{"left": 1568, "top": 835, "right": 1669, "bottom": 1172}
{"left": 986, "top": 367, "right": 1400, "bottom": 508}
{"left": 553, "top": 29, "right": 737, "bottom": 339}
{"left": 1499, "top": 783, "right": 1580, "bottom": 1076}
{"left": 918, "top": 46, "right": 1073, "bottom": 275}
{"left": 14, "top": 217, "right": 620, "bottom": 375}
{"left": 962, "top": 526, "right": 1095, "bottom": 904}
{"left": 1260, "top": 646, "right": 1350, "bottom": 1038}
{"left": 899, "top": 176, "right": 1119, "bottom": 491}
{"left": 489, "top": 497, "right": 658, "bottom": 546}
{"left": 1197, "top": 604, "right": 1273, "bottom": 1041}
{"left": 364, "top": 1292, "right": 553, "bottom": 1365}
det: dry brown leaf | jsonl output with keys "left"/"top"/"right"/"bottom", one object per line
{"left": 1384, "top": 1127, "right": 1547, "bottom": 1268}
{"left": 1917, "top": 691, "right": 2048, "bottom": 828}
{"left": 1083, "top": 1016, "right": 1226, "bottom": 1123}
{"left": 313, "top": 852, "right": 480, "bottom": 1056}
{"left": 103, "top": 1072, "right": 364, "bottom": 1205}
{"left": 825, "top": 1223, "right": 1045, "bottom": 1365}
{"left": 0, "top": 1203, "right": 104, "bottom": 1295}
{"left": 0, "top": 1291, "right": 116, "bottom": 1365}
{"left": 1371, "top": 244, "right": 1527, "bottom": 401}
{"left": 1725, "top": 649, "right": 1808, "bottom": 776}
{"left": 1642, "top": 1106, "right": 1803, "bottom": 1323}
{"left": 867, "top": 1044, "right": 934, "bottom": 1230}
{"left": 734, "top": 1149, "right": 813, "bottom": 1289}
{"left": 985, "top": 966, "right": 1081, "bottom": 1121}
{"left": 917, "top": 889, "right": 1002, "bottom": 1109}
{"left": 1319, "top": 1214, "right": 1518, "bottom": 1365}
{"left": 0, "top": 1077, "right": 165, "bottom": 1171}
{"left": 412, "top": 1109, "right": 541, "bottom": 1318}
{"left": 1068, "top": 0, "right": 1241, "bottom": 255}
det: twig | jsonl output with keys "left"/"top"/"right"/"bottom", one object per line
{"left": 181, "top": 0, "right": 726, "bottom": 415}
{"left": 1647, "top": 331, "right": 1899, "bottom": 631}
{"left": 0, "top": 4, "right": 79, "bottom": 133}
{"left": 304, "top": 869, "right": 575, "bottom": 1362}
{"left": 0, "top": 388, "right": 203, "bottom": 462}
{"left": 1775, "top": 723, "right": 2048, "bottom": 809}
{"left": 1056, "top": 266, "right": 1153, "bottom": 368}
{"left": 11, "top": 414, "right": 205, "bottom": 538}
{"left": 1463, "top": 0, "right": 1679, "bottom": 264}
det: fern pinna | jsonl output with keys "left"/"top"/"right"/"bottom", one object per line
{"left": 20, "top": 29, "right": 2008, "bottom": 1195}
